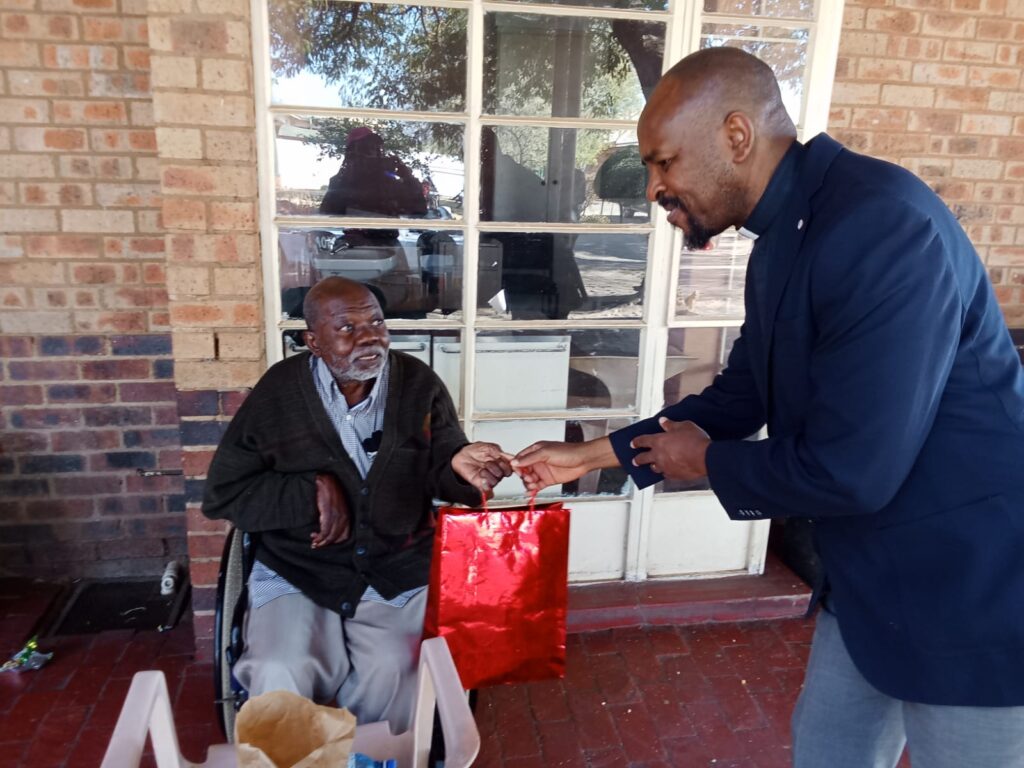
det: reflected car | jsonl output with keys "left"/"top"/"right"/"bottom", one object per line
{"left": 308, "top": 213, "right": 470, "bottom": 318}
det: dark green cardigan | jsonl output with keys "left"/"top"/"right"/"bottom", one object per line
{"left": 201, "top": 350, "right": 479, "bottom": 616}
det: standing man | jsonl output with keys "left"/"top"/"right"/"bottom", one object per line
{"left": 203, "top": 276, "right": 511, "bottom": 732}
{"left": 514, "top": 48, "right": 1024, "bottom": 766}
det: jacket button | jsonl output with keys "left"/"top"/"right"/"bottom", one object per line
{"left": 341, "top": 601, "right": 352, "bottom": 613}
{"left": 356, "top": 546, "right": 367, "bottom": 556}
{"left": 360, "top": 487, "right": 369, "bottom": 496}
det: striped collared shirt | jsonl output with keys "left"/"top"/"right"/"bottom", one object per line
{"left": 250, "top": 354, "right": 423, "bottom": 610}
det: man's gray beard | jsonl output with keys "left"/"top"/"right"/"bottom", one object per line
{"left": 328, "top": 349, "right": 386, "bottom": 383}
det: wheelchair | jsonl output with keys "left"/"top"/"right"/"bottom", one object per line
{"left": 212, "top": 527, "right": 474, "bottom": 764}
{"left": 213, "top": 526, "right": 253, "bottom": 741}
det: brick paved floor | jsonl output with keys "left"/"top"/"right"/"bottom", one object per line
{"left": 0, "top": 579, "right": 910, "bottom": 767}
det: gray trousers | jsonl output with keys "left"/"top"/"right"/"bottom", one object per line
{"left": 793, "top": 608, "right": 1024, "bottom": 768}
{"left": 233, "top": 588, "right": 427, "bottom": 734}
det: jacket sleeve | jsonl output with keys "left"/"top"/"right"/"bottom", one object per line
{"left": 707, "top": 198, "right": 961, "bottom": 520}
{"left": 611, "top": 326, "right": 766, "bottom": 490}
{"left": 201, "top": 392, "right": 319, "bottom": 532}
{"left": 426, "top": 379, "right": 479, "bottom": 506}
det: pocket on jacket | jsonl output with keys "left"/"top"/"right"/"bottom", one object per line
{"left": 879, "top": 495, "right": 1024, "bottom": 655}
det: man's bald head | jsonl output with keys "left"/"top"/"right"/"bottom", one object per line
{"left": 645, "top": 47, "right": 795, "bottom": 140}
{"left": 303, "top": 276, "right": 375, "bottom": 330}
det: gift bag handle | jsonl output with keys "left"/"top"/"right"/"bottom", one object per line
{"left": 481, "top": 490, "right": 539, "bottom": 512}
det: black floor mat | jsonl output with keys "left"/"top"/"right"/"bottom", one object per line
{"left": 48, "top": 579, "right": 178, "bottom": 635}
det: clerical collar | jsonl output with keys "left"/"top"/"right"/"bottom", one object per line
{"left": 739, "top": 140, "right": 804, "bottom": 240}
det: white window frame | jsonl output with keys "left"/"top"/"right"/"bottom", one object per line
{"left": 251, "top": 0, "right": 845, "bottom": 580}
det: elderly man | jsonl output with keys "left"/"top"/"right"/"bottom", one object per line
{"left": 203, "top": 276, "right": 510, "bottom": 732}
{"left": 515, "top": 48, "right": 1024, "bottom": 766}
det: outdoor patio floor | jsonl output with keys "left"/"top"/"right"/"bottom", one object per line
{"left": 0, "top": 575, "right": 910, "bottom": 767}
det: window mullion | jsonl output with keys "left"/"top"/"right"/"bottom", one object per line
{"left": 462, "top": 0, "right": 485, "bottom": 432}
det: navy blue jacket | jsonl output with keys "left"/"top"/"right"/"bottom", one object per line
{"left": 611, "top": 134, "right": 1024, "bottom": 706}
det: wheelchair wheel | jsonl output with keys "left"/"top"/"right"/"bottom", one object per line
{"left": 213, "top": 527, "right": 250, "bottom": 741}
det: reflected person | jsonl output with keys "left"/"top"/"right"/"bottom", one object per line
{"left": 480, "top": 127, "right": 586, "bottom": 319}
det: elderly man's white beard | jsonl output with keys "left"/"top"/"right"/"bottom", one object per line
{"left": 328, "top": 345, "right": 387, "bottom": 383}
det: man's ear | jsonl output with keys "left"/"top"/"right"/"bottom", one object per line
{"left": 303, "top": 330, "right": 319, "bottom": 355}
{"left": 723, "top": 111, "right": 754, "bottom": 164}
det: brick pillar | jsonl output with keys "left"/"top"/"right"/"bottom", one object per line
{"left": 147, "top": 0, "right": 264, "bottom": 657}
{"left": 830, "top": 0, "right": 1024, "bottom": 326}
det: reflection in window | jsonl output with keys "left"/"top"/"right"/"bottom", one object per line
{"left": 278, "top": 227, "right": 467, "bottom": 321}
{"left": 477, "top": 232, "right": 646, "bottom": 321}
{"left": 274, "top": 116, "right": 464, "bottom": 218}
{"left": 657, "top": 326, "right": 742, "bottom": 493}
{"left": 480, "top": 127, "right": 644, "bottom": 225}
{"left": 676, "top": 228, "right": 751, "bottom": 320}
{"left": 704, "top": 0, "right": 814, "bottom": 20}
{"left": 483, "top": 13, "right": 664, "bottom": 119}
{"left": 470, "top": 329, "right": 640, "bottom": 412}
{"left": 269, "top": 0, "right": 467, "bottom": 112}
{"left": 500, "top": 0, "right": 667, "bottom": 12}
{"left": 701, "top": 24, "right": 808, "bottom": 123}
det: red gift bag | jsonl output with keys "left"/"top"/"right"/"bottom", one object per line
{"left": 423, "top": 494, "right": 570, "bottom": 689}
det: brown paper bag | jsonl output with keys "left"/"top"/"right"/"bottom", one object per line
{"left": 235, "top": 690, "right": 357, "bottom": 768}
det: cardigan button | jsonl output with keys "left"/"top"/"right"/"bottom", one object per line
{"left": 360, "top": 487, "right": 369, "bottom": 496}
{"left": 356, "top": 546, "right": 367, "bottom": 556}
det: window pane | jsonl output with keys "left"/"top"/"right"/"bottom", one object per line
{"left": 499, "top": 0, "right": 667, "bottom": 11}
{"left": 675, "top": 228, "right": 751, "bottom": 320}
{"left": 483, "top": 13, "right": 664, "bottom": 119}
{"left": 477, "top": 232, "right": 646, "bottom": 321}
{"left": 474, "top": 417, "right": 633, "bottom": 498}
{"left": 481, "top": 127, "right": 646, "bottom": 224}
{"left": 470, "top": 329, "right": 640, "bottom": 412}
{"left": 657, "top": 325, "right": 741, "bottom": 493}
{"left": 278, "top": 226, "right": 465, "bottom": 320}
{"left": 275, "top": 116, "right": 464, "bottom": 219}
{"left": 701, "top": 24, "right": 808, "bottom": 123}
{"left": 269, "top": 0, "right": 467, "bottom": 111}
{"left": 703, "top": 0, "right": 814, "bottom": 20}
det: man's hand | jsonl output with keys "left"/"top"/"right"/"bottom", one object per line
{"left": 452, "top": 442, "right": 514, "bottom": 498}
{"left": 630, "top": 418, "right": 711, "bottom": 481}
{"left": 513, "top": 438, "right": 617, "bottom": 492}
{"left": 312, "top": 473, "right": 351, "bottom": 548}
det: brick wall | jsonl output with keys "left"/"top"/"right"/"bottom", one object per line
{"left": 830, "top": 0, "right": 1024, "bottom": 327}
{"left": 147, "top": 0, "right": 263, "bottom": 656}
{"left": 0, "top": 0, "right": 190, "bottom": 578}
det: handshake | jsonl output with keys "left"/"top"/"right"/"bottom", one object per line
{"left": 450, "top": 439, "right": 611, "bottom": 499}
{"left": 314, "top": 419, "right": 711, "bottom": 547}
{"left": 451, "top": 417, "right": 713, "bottom": 499}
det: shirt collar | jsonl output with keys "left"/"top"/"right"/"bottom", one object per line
{"left": 310, "top": 353, "right": 389, "bottom": 412}
{"left": 740, "top": 139, "right": 804, "bottom": 240}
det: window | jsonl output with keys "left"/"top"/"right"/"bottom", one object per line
{"left": 255, "top": 0, "right": 843, "bottom": 574}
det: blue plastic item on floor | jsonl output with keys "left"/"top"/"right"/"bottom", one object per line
{"left": 347, "top": 753, "right": 397, "bottom": 768}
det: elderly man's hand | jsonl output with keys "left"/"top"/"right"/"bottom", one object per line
{"left": 312, "top": 473, "right": 351, "bottom": 548}
{"left": 452, "top": 442, "right": 514, "bottom": 498}
{"left": 630, "top": 418, "right": 711, "bottom": 481}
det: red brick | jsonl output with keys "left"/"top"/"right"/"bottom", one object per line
{"left": 52, "top": 474, "right": 124, "bottom": 495}
{"left": 0, "top": 384, "right": 44, "bottom": 405}
{"left": 187, "top": 531, "right": 228, "bottom": 559}
{"left": 81, "top": 359, "right": 151, "bottom": 380}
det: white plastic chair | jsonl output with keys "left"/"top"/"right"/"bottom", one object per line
{"left": 100, "top": 636, "right": 480, "bottom": 768}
